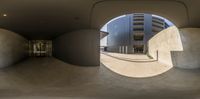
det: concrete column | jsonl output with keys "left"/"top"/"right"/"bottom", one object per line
{"left": 119, "top": 46, "right": 121, "bottom": 53}
{"left": 125, "top": 46, "right": 128, "bottom": 54}
{"left": 53, "top": 29, "right": 100, "bottom": 66}
{"left": 122, "top": 46, "right": 124, "bottom": 54}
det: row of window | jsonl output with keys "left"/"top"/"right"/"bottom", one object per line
{"left": 133, "top": 35, "right": 144, "bottom": 41}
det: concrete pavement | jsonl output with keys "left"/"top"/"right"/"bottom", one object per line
{"left": 0, "top": 57, "right": 199, "bottom": 98}
{"left": 101, "top": 52, "right": 172, "bottom": 78}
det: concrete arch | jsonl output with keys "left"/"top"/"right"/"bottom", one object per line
{"left": 91, "top": 0, "right": 189, "bottom": 29}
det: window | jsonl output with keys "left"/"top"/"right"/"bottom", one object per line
{"left": 134, "top": 35, "right": 144, "bottom": 41}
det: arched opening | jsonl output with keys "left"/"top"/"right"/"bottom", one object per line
{"left": 100, "top": 13, "right": 183, "bottom": 78}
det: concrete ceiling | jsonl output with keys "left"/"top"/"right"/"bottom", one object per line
{"left": 0, "top": 0, "right": 199, "bottom": 39}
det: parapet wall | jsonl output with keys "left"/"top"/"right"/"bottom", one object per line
{"left": 171, "top": 28, "right": 200, "bottom": 69}
{"left": 148, "top": 26, "right": 183, "bottom": 66}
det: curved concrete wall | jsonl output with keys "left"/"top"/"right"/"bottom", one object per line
{"left": 0, "top": 29, "right": 28, "bottom": 68}
{"left": 171, "top": 28, "right": 200, "bottom": 69}
{"left": 91, "top": 0, "right": 188, "bottom": 29}
{"left": 148, "top": 26, "right": 183, "bottom": 66}
{"left": 53, "top": 29, "right": 100, "bottom": 66}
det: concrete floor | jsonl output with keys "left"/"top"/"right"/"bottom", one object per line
{"left": 0, "top": 57, "right": 200, "bottom": 99}
{"left": 101, "top": 52, "right": 172, "bottom": 78}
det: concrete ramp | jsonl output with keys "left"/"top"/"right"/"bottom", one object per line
{"left": 100, "top": 52, "right": 172, "bottom": 78}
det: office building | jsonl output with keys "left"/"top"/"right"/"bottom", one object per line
{"left": 106, "top": 13, "right": 170, "bottom": 54}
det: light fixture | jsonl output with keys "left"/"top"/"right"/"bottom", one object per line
{"left": 3, "top": 14, "right": 7, "bottom": 17}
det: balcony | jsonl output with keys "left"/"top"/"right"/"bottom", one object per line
{"left": 133, "top": 32, "right": 144, "bottom": 36}
{"left": 133, "top": 41, "right": 144, "bottom": 46}
{"left": 152, "top": 22, "right": 164, "bottom": 28}
{"left": 133, "top": 25, "right": 144, "bottom": 28}
{"left": 134, "top": 16, "right": 144, "bottom": 20}
{"left": 152, "top": 26, "right": 163, "bottom": 32}
{"left": 134, "top": 18, "right": 144, "bottom": 21}
{"left": 152, "top": 18, "right": 164, "bottom": 24}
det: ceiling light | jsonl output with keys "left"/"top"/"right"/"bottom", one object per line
{"left": 3, "top": 14, "right": 7, "bottom": 17}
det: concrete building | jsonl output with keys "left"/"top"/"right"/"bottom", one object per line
{"left": 106, "top": 13, "right": 170, "bottom": 54}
